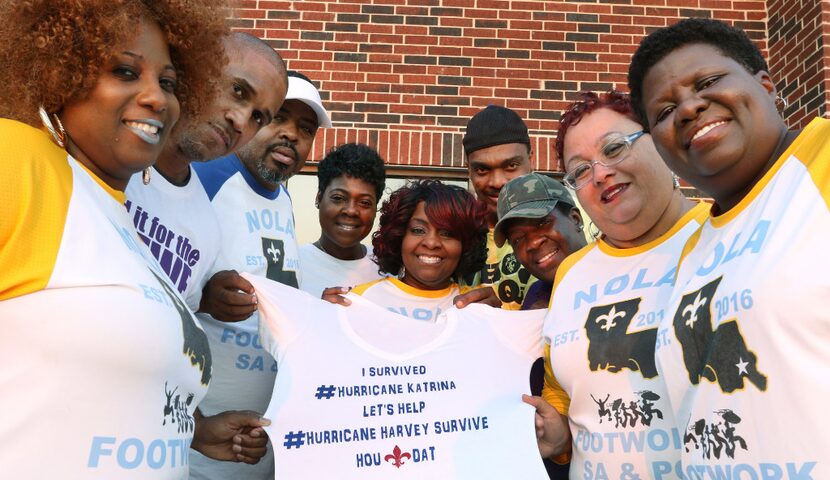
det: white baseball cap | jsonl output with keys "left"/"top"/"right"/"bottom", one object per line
{"left": 285, "top": 75, "right": 332, "bottom": 128}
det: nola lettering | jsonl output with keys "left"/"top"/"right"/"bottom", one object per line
{"left": 110, "top": 219, "right": 155, "bottom": 266}
{"left": 245, "top": 208, "right": 296, "bottom": 238}
{"left": 693, "top": 220, "right": 770, "bottom": 277}
{"left": 125, "top": 201, "right": 201, "bottom": 294}
{"left": 386, "top": 305, "right": 442, "bottom": 321}
{"left": 88, "top": 436, "right": 191, "bottom": 470}
{"left": 573, "top": 267, "right": 675, "bottom": 310}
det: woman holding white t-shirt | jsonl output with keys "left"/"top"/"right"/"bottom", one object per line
{"left": 299, "top": 143, "right": 386, "bottom": 297}
{"left": 338, "top": 179, "right": 489, "bottom": 322}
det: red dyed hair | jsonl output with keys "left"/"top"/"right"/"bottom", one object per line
{"left": 555, "top": 91, "right": 638, "bottom": 169}
{"left": 372, "top": 179, "right": 488, "bottom": 281}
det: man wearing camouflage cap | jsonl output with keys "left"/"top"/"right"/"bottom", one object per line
{"left": 493, "top": 172, "right": 587, "bottom": 310}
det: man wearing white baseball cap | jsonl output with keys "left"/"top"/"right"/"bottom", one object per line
{"left": 189, "top": 70, "right": 332, "bottom": 479}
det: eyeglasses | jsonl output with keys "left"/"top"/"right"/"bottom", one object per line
{"left": 562, "top": 130, "right": 646, "bottom": 190}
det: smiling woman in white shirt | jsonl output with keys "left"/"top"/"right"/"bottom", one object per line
{"left": 348, "top": 179, "right": 489, "bottom": 322}
{"left": 629, "top": 18, "right": 830, "bottom": 476}
{"left": 526, "top": 91, "right": 708, "bottom": 479}
{"left": 299, "top": 143, "right": 387, "bottom": 298}
{"left": 0, "top": 1, "right": 269, "bottom": 476}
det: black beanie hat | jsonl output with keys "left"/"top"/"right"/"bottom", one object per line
{"left": 462, "top": 105, "right": 531, "bottom": 156}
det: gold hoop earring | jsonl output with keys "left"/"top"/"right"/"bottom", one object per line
{"left": 39, "top": 106, "right": 66, "bottom": 148}
{"left": 142, "top": 167, "right": 151, "bottom": 185}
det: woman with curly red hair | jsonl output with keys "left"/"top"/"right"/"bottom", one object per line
{"left": 524, "top": 91, "right": 708, "bottom": 478}
{"left": 0, "top": 1, "right": 268, "bottom": 477}
{"left": 348, "top": 179, "right": 488, "bottom": 322}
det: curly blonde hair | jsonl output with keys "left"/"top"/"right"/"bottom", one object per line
{"left": 0, "top": 0, "right": 229, "bottom": 126}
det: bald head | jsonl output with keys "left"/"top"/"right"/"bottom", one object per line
{"left": 225, "top": 32, "right": 287, "bottom": 75}
{"left": 156, "top": 32, "right": 289, "bottom": 182}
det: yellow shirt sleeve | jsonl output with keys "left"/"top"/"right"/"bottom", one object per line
{"left": 794, "top": 118, "right": 830, "bottom": 211}
{"left": 541, "top": 342, "right": 573, "bottom": 464}
{"left": 0, "top": 119, "right": 72, "bottom": 299}
{"left": 542, "top": 343, "right": 571, "bottom": 415}
{"left": 351, "top": 278, "right": 384, "bottom": 296}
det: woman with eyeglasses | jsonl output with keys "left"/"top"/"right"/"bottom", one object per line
{"left": 523, "top": 90, "right": 708, "bottom": 478}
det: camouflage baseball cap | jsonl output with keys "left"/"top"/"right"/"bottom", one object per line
{"left": 493, "top": 172, "right": 576, "bottom": 247}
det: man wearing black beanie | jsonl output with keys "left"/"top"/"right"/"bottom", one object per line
{"left": 460, "top": 105, "right": 534, "bottom": 310}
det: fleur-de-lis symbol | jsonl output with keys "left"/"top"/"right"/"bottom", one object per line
{"left": 384, "top": 445, "right": 411, "bottom": 468}
{"left": 266, "top": 242, "right": 280, "bottom": 263}
{"left": 683, "top": 292, "right": 707, "bottom": 328}
{"left": 595, "top": 305, "right": 625, "bottom": 331}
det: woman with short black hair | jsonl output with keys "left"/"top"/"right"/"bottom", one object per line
{"left": 299, "top": 143, "right": 387, "bottom": 297}
{"left": 631, "top": 17, "right": 830, "bottom": 474}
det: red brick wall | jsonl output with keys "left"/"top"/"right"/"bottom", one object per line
{"left": 767, "top": 0, "right": 830, "bottom": 128}
{"left": 231, "top": 1, "right": 772, "bottom": 173}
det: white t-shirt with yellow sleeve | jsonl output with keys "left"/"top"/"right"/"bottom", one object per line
{"left": 658, "top": 117, "right": 830, "bottom": 478}
{"left": 0, "top": 119, "right": 211, "bottom": 479}
{"left": 543, "top": 202, "right": 708, "bottom": 480}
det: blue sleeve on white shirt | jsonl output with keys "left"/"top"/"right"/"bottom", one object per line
{"left": 193, "top": 155, "right": 241, "bottom": 201}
